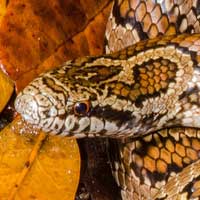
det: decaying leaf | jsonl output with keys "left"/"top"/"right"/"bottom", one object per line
{"left": 0, "top": 0, "right": 111, "bottom": 91}
{"left": 36, "top": 2, "right": 112, "bottom": 76}
{"left": 0, "top": 116, "right": 80, "bottom": 200}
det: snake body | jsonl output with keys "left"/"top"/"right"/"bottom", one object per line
{"left": 14, "top": 0, "right": 200, "bottom": 199}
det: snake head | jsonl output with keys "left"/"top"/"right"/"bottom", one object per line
{"left": 14, "top": 74, "right": 69, "bottom": 135}
{"left": 14, "top": 58, "right": 139, "bottom": 138}
{"left": 15, "top": 42, "right": 197, "bottom": 138}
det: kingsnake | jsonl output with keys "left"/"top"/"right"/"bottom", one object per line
{"left": 14, "top": 0, "right": 200, "bottom": 199}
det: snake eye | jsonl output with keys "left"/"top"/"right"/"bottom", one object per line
{"left": 74, "top": 101, "right": 90, "bottom": 116}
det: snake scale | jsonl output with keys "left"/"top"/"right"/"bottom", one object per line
{"left": 14, "top": 0, "right": 200, "bottom": 199}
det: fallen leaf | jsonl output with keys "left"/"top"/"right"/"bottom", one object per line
{"left": 0, "top": 0, "right": 7, "bottom": 22}
{"left": 0, "top": 116, "right": 80, "bottom": 200}
{"left": 17, "top": 2, "right": 112, "bottom": 91}
{"left": 0, "top": 0, "right": 111, "bottom": 90}
{"left": 0, "top": 69, "right": 14, "bottom": 112}
{"left": 0, "top": 0, "right": 14, "bottom": 112}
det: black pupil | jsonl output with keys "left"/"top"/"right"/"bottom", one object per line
{"left": 75, "top": 102, "right": 88, "bottom": 115}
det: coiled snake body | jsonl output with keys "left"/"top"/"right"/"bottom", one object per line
{"left": 15, "top": 0, "right": 200, "bottom": 199}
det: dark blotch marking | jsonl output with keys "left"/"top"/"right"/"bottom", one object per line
{"left": 54, "top": 124, "right": 59, "bottom": 130}
{"left": 42, "top": 77, "right": 66, "bottom": 93}
{"left": 179, "top": 86, "right": 199, "bottom": 105}
{"left": 107, "top": 139, "right": 122, "bottom": 170}
{"left": 141, "top": 112, "right": 167, "bottom": 128}
{"left": 129, "top": 131, "right": 192, "bottom": 188}
{"left": 181, "top": 174, "right": 200, "bottom": 199}
{"left": 155, "top": 197, "right": 166, "bottom": 200}
{"left": 196, "top": 1, "right": 200, "bottom": 16}
{"left": 91, "top": 105, "right": 134, "bottom": 127}
{"left": 69, "top": 65, "right": 123, "bottom": 85}
{"left": 132, "top": 58, "right": 177, "bottom": 107}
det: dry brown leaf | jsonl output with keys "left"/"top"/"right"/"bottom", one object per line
{"left": 17, "top": 2, "right": 112, "bottom": 91}
{"left": 39, "top": 2, "right": 112, "bottom": 70}
{"left": 0, "top": 116, "right": 80, "bottom": 200}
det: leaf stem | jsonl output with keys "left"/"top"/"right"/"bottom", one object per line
{"left": 8, "top": 131, "right": 47, "bottom": 200}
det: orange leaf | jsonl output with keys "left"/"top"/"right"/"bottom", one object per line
{"left": 0, "top": 116, "right": 80, "bottom": 200}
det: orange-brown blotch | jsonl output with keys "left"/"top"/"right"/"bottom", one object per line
{"left": 156, "top": 159, "right": 167, "bottom": 173}
{"left": 160, "top": 148, "right": 172, "bottom": 164}
{"left": 144, "top": 156, "right": 156, "bottom": 173}
{"left": 120, "top": 0, "right": 130, "bottom": 18}
{"left": 157, "top": 15, "right": 169, "bottom": 34}
{"left": 143, "top": 13, "right": 152, "bottom": 32}
{"left": 192, "top": 139, "right": 200, "bottom": 150}
{"left": 151, "top": 5, "right": 162, "bottom": 24}
{"left": 175, "top": 143, "right": 186, "bottom": 157}
{"left": 186, "top": 148, "right": 198, "bottom": 160}
{"left": 166, "top": 139, "right": 175, "bottom": 152}
{"left": 147, "top": 146, "right": 160, "bottom": 159}
{"left": 135, "top": 2, "right": 146, "bottom": 22}
{"left": 182, "top": 136, "right": 191, "bottom": 147}
{"left": 172, "top": 153, "right": 183, "bottom": 168}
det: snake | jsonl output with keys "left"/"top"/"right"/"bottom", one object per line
{"left": 14, "top": 0, "right": 200, "bottom": 199}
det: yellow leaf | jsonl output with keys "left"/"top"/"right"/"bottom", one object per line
{"left": 0, "top": 0, "right": 7, "bottom": 22}
{"left": 0, "top": 1, "right": 14, "bottom": 113}
{"left": 0, "top": 69, "right": 14, "bottom": 112}
{"left": 0, "top": 117, "right": 80, "bottom": 200}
